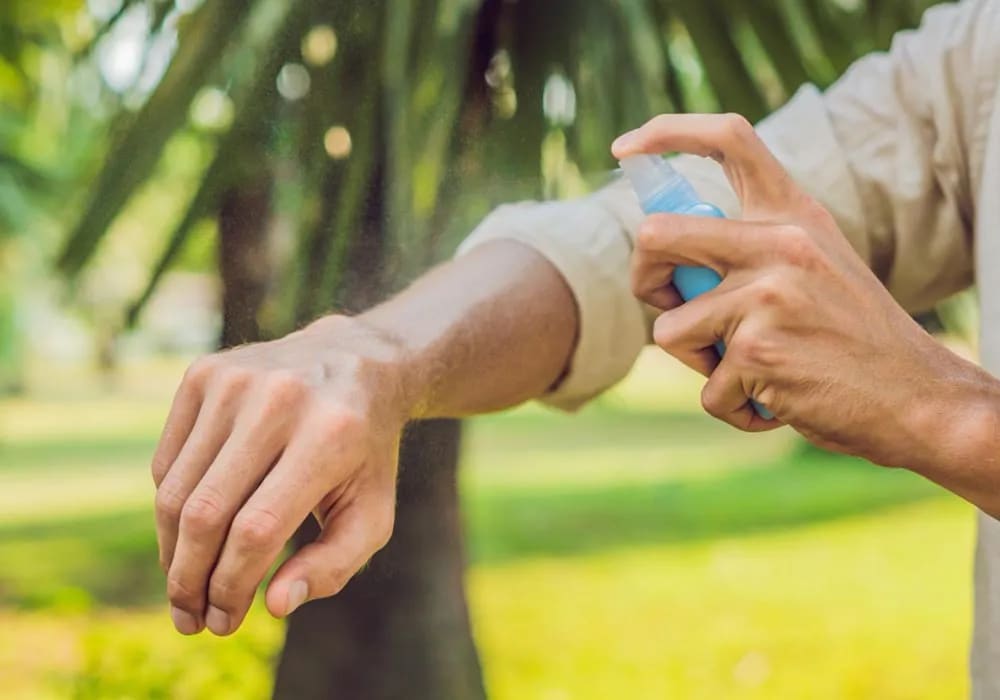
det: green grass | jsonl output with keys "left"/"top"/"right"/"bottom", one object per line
{"left": 0, "top": 352, "right": 975, "bottom": 698}
{"left": 470, "top": 498, "right": 972, "bottom": 700}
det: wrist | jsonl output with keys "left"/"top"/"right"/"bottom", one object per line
{"left": 300, "top": 314, "right": 428, "bottom": 422}
{"left": 905, "top": 356, "right": 1000, "bottom": 503}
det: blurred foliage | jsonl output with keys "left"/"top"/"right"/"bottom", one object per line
{"left": 936, "top": 288, "right": 980, "bottom": 347}
{"left": 70, "top": 608, "right": 280, "bottom": 700}
{"left": 0, "top": 4, "right": 977, "bottom": 696}
{"left": 0, "top": 0, "right": 944, "bottom": 342}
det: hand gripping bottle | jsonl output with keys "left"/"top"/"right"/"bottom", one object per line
{"left": 620, "top": 155, "right": 773, "bottom": 419}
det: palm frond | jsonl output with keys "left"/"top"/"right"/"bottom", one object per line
{"left": 57, "top": 0, "right": 254, "bottom": 277}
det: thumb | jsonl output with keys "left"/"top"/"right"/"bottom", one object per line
{"left": 265, "top": 498, "right": 394, "bottom": 617}
{"left": 612, "top": 113, "right": 806, "bottom": 220}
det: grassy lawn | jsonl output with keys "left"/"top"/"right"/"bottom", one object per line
{"left": 0, "top": 352, "right": 975, "bottom": 698}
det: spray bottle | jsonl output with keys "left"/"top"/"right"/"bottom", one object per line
{"left": 620, "top": 155, "right": 773, "bottom": 420}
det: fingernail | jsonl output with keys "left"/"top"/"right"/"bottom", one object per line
{"left": 206, "top": 605, "right": 230, "bottom": 635}
{"left": 611, "top": 130, "right": 638, "bottom": 154}
{"left": 286, "top": 580, "right": 309, "bottom": 616}
{"left": 170, "top": 606, "right": 200, "bottom": 635}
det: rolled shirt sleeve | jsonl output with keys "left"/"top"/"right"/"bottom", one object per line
{"left": 458, "top": 0, "right": 989, "bottom": 410}
{"left": 455, "top": 182, "right": 648, "bottom": 410}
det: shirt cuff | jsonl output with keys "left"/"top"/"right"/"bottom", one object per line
{"left": 456, "top": 194, "right": 648, "bottom": 411}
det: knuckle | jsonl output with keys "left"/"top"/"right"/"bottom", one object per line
{"left": 649, "top": 113, "right": 672, "bottom": 131}
{"left": 700, "top": 380, "right": 726, "bottom": 419}
{"left": 651, "top": 314, "right": 679, "bottom": 350}
{"left": 720, "top": 113, "right": 754, "bottom": 143}
{"left": 232, "top": 508, "right": 284, "bottom": 551}
{"left": 752, "top": 276, "right": 786, "bottom": 308}
{"left": 319, "top": 564, "right": 354, "bottom": 597}
{"left": 184, "top": 355, "right": 220, "bottom": 388}
{"left": 800, "top": 197, "right": 837, "bottom": 229}
{"left": 635, "top": 217, "right": 664, "bottom": 253}
{"left": 264, "top": 370, "right": 308, "bottom": 405}
{"left": 778, "top": 225, "right": 819, "bottom": 265}
{"left": 166, "top": 573, "right": 202, "bottom": 608}
{"left": 756, "top": 385, "right": 778, "bottom": 413}
{"left": 215, "top": 366, "right": 253, "bottom": 397}
{"left": 730, "top": 331, "right": 777, "bottom": 370}
{"left": 181, "top": 488, "right": 228, "bottom": 533}
{"left": 778, "top": 223, "right": 809, "bottom": 244}
{"left": 208, "top": 575, "right": 247, "bottom": 610}
{"left": 155, "top": 483, "right": 188, "bottom": 521}
{"left": 314, "top": 407, "right": 364, "bottom": 443}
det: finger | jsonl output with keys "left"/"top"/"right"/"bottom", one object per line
{"left": 700, "top": 361, "right": 781, "bottom": 432}
{"left": 155, "top": 386, "right": 239, "bottom": 576}
{"left": 612, "top": 113, "right": 805, "bottom": 217}
{"left": 203, "top": 413, "right": 362, "bottom": 635}
{"left": 661, "top": 341, "right": 718, "bottom": 378}
{"left": 652, "top": 288, "right": 737, "bottom": 376}
{"left": 265, "top": 495, "right": 394, "bottom": 618}
{"left": 629, "top": 252, "right": 683, "bottom": 311}
{"left": 151, "top": 375, "right": 202, "bottom": 488}
{"left": 165, "top": 400, "right": 292, "bottom": 636}
{"left": 635, "top": 212, "right": 787, "bottom": 272}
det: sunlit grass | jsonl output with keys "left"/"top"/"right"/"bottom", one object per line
{"left": 0, "top": 605, "right": 282, "bottom": 700}
{"left": 0, "top": 352, "right": 976, "bottom": 698}
{"left": 471, "top": 499, "right": 972, "bottom": 700}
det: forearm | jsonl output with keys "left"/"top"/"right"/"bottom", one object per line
{"left": 357, "top": 239, "right": 577, "bottom": 418}
{"left": 905, "top": 354, "right": 1000, "bottom": 517}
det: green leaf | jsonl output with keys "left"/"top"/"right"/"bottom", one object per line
{"left": 125, "top": 0, "right": 319, "bottom": 325}
{"left": 735, "top": 0, "right": 811, "bottom": 98}
{"left": 57, "top": 0, "right": 254, "bottom": 277}
{"left": 674, "top": 0, "right": 770, "bottom": 120}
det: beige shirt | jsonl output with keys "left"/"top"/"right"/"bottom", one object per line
{"left": 458, "top": 0, "right": 1000, "bottom": 695}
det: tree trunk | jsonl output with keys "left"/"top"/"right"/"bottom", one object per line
{"left": 273, "top": 131, "right": 484, "bottom": 699}
{"left": 218, "top": 177, "right": 273, "bottom": 348}
{"left": 272, "top": 419, "right": 484, "bottom": 700}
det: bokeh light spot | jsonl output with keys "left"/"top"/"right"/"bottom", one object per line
{"left": 302, "top": 25, "right": 338, "bottom": 67}
{"left": 543, "top": 71, "right": 576, "bottom": 127}
{"left": 277, "top": 63, "right": 311, "bottom": 101}
{"left": 324, "top": 126, "right": 352, "bottom": 160}
{"left": 190, "top": 87, "right": 234, "bottom": 132}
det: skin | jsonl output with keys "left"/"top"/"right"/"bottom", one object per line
{"left": 153, "top": 240, "right": 576, "bottom": 635}
{"left": 612, "top": 112, "right": 1000, "bottom": 515}
{"left": 155, "top": 111, "right": 1000, "bottom": 637}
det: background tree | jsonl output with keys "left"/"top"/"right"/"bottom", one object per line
{"left": 4, "top": 0, "right": 944, "bottom": 697}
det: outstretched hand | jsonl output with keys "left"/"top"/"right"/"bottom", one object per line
{"left": 152, "top": 316, "right": 406, "bottom": 635}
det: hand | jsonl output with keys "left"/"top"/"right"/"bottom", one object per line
{"left": 611, "top": 114, "right": 997, "bottom": 476}
{"left": 152, "top": 315, "right": 410, "bottom": 636}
